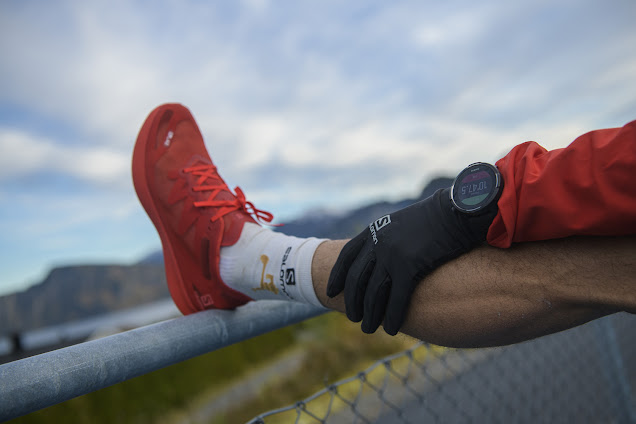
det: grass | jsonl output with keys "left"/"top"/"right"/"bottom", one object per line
{"left": 210, "top": 313, "right": 415, "bottom": 423}
{"left": 10, "top": 312, "right": 414, "bottom": 424}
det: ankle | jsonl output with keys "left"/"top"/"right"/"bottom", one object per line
{"left": 219, "top": 224, "right": 327, "bottom": 307}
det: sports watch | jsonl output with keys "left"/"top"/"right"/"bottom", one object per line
{"left": 450, "top": 162, "right": 503, "bottom": 215}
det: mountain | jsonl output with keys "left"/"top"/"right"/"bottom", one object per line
{"left": 0, "top": 264, "right": 168, "bottom": 334}
{"left": 276, "top": 177, "right": 453, "bottom": 239}
{"left": 0, "top": 177, "right": 452, "bottom": 335}
{"left": 139, "top": 250, "right": 165, "bottom": 265}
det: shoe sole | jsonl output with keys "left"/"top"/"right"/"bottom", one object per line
{"left": 132, "top": 104, "right": 199, "bottom": 315}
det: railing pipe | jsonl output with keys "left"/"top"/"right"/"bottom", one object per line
{"left": 0, "top": 300, "right": 326, "bottom": 421}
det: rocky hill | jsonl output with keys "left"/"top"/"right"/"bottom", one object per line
{"left": 0, "top": 264, "right": 168, "bottom": 334}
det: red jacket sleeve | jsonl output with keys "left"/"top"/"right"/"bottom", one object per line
{"left": 487, "top": 119, "right": 636, "bottom": 248}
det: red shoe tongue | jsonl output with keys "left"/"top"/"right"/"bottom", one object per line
{"left": 183, "top": 155, "right": 258, "bottom": 246}
{"left": 185, "top": 154, "right": 214, "bottom": 169}
{"left": 206, "top": 176, "right": 259, "bottom": 247}
{"left": 183, "top": 154, "right": 225, "bottom": 204}
{"left": 221, "top": 209, "right": 257, "bottom": 246}
{"left": 218, "top": 188, "right": 258, "bottom": 246}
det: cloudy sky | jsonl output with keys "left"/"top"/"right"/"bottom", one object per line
{"left": 0, "top": 0, "right": 635, "bottom": 295}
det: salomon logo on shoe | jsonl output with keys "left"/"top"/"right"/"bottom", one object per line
{"left": 164, "top": 131, "right": 174, "bottom": 147}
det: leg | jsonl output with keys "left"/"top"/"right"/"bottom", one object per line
{"left": 133, "top": 103, "right": 635, "bottom": 348}
{"left": 133, "top": 103, "right": 327, "bottom": 312}
{"left": 312, "top": 237, "right": 636, "bottom": 348}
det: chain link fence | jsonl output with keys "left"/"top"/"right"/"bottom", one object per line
{"left": 248, "top": 313, "right": 635, "bottom": 424}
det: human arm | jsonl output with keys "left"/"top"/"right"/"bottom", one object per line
{"left": 327, "top": 120, "right": 636, "bottom": 336}
{"left": 314, "top": 235, "right": 636, "bottom": 348}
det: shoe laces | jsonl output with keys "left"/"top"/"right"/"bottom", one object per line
{"left": 183, "top": 164, "right": 278, "bottom": 225}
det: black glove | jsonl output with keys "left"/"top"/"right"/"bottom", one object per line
{"left": 326, "top": 188, "right": 496, "bottom": 335}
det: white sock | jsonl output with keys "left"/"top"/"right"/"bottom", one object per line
{"left": 219, "top": 223, "right": 327, "bottom": 308}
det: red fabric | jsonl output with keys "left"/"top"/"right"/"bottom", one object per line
{"left": 487, "top": 120, "right": 636, "bottom": 248}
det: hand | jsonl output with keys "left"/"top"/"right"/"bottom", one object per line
{"left": 326, "top": 188, "right": 494, "bottom": 335}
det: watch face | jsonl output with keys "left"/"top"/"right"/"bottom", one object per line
{"left": 451, "top": 163, "right": 501, "bottom": 214}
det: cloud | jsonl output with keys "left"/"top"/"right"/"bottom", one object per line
{"left": 2, "top": 0, "right": 633, "bottom": 197}
{"left": 235, "top": 112, "right": 598, "bottom": 220}
{"left": 0, "top": 128, "right": 129, "bottom": 187}
{"left": 412, "top": 3, "right": 499, "bottom": 48}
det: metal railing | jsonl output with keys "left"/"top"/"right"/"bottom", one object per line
{"left": 1, "top": 302, "right": 634, "bottom": 423}
{"left": 0, "top": 300, "right": 326, "bottom": 421}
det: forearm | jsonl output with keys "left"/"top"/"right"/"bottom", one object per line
{"left": 312, "top": 236, "right": 636, "bottom": 348}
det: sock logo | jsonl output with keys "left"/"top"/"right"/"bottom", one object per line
{"left": 284, "top": 268, "right": 296, "bottom": 285}
{"left": 278, "top": 246, "right": 296, "bottom": 300}
{"left": 253, "top": 254, "right": 278, "bottom": 294}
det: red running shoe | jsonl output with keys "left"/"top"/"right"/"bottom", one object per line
{"left": 132, "top": 103, "right": 275, "bottom": 314}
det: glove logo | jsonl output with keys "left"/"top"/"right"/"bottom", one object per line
{"left": 374, "top": 215, "right": 392, "bottom": 231}
{"left": 369, "top": 215, "right": 391, "bottom": 245}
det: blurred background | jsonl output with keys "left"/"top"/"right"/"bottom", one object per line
{"left": 1, "top": 0, "right": 635, "bottom": 296}
{"left": 2, "top": 1, "right": 636, "bottom": 423}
